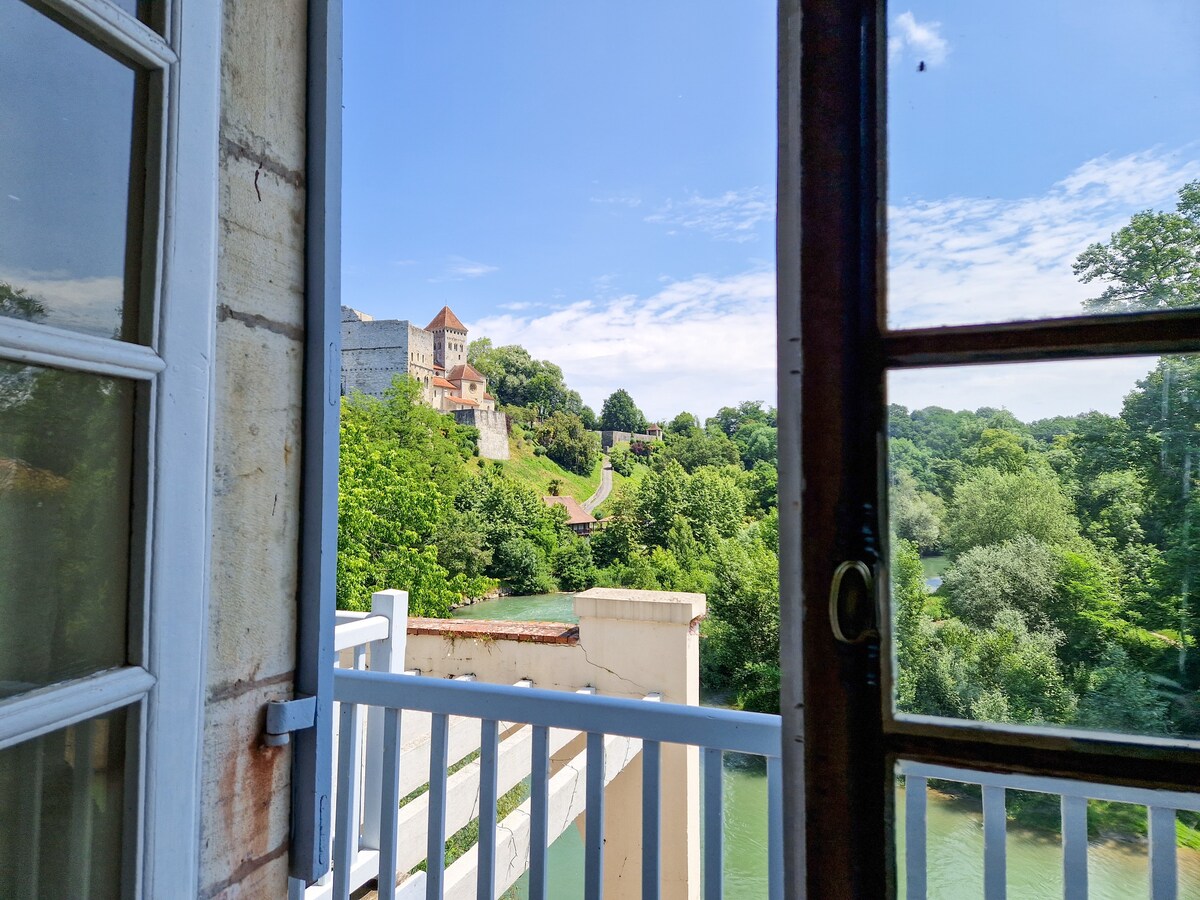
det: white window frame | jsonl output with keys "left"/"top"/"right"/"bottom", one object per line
{"left": 0, "top": 0, "right": 220, "bottom": 896}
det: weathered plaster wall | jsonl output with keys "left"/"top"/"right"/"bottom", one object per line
{"left": 453, "top": 408, "right": 510, "bottom": 460}
{"left": 199, "top": 1, "right": 307, "bottom": 896}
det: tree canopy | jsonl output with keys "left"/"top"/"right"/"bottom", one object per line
{"left": 1074, "top": 181, "right": 1200, "bottom": 313}
{"left": 599, "top": 388, "right": 648, "bottom": 433}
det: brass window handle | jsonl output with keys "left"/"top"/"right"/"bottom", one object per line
{"left": 828, "top": 560, "right": 876, "bottom": 645}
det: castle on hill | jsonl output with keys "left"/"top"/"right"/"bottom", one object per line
{"left": 340, "top": 304, "right": 509, "bottom": 459}
{"left": 340, "top": 305, "right": 497, "bottom": 413}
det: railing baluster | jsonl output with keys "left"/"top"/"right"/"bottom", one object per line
{"left": 1149, "top": 806, "right": 1178, "bottom": 900}
{"left": 376, "top": 708, "right": 403, "bottom": 900}
{"left": 767, "top": 756, "right": 784, "bottom": 900}
{"left": 333, "top": 684, "right": 364, "bottom": 900}
{"left": 425, "top": 712, "right": 449, "bottom": 900}
{"left": 703, "top": 747, "right": 724, "bottom": 900}
{"left": 642, "top": 739, "right": 662, "bottom": 900}
{"left": 529, "top": 724, "right": 551, "bottom": 900}
{"left": 1061, "top": 794, "right": 1088, "bottom": 900}
{"left": 982, "top": 784, "right": 1007, "bottom": 900}
{"left": 905, "top": 775, "right": 928, "bottom": 900}
{"left": 585, "top": 731, "right": 606, "bottom": 900}
{"left": 476, "top": 718, "right": 500, "bottom": 900}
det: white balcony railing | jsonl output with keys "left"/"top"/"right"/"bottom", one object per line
{"left": 307, "top": 591, "right": 783, "bottom": 900}
{"left": 900, "top": 760, "right": 1200, "bottom": 900}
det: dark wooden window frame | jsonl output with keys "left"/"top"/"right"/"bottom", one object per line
{"left": 778, "top": 0, "right": 1200, "bottom": 895}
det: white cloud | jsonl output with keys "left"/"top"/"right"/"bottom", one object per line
{"left": 468, "top": 148, "right": 1196, "bottom": 423}
{"left": 646, "top": 188, "right": 773, "bottom": 243}
{"left": 590, "top": 193, "right": 642, "bottom": 208}
{"left": 889, "top": 11, "right": 949, "bottom": 67}
{"left": 499, "top": 301, "right": 532, "bottom": 311}
{"left": 889, "top": 148, "right": 1200, "bottom": 328}
{"left": 429, "top": 256, "right": 499, "bottom": 282}
{"left": 474, "top": 269, "right": 776, "bottom": 420}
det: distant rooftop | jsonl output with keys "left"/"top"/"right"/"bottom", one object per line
{"left": 542, "top": 495, "right": 596, "bottom": 526}
{"left": 425, "top": 305, "right": 466, "bottom": 332}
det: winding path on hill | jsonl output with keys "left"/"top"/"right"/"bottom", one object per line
{"left": 582, "top": 459, "right": 613, "bottom": 513}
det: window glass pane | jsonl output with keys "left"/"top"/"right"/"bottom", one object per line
{"left": 888, "top": 355, "right": 1200, "bottom": 739}
{"left": 0, "top": 0, "right": 145, "bottom": 341}
{"left": 0, "top": 706, "right": 130, "bottom": 898}
{"left": 895, "top": 763, "right": 1200, "bottom": 896}
{"left": 887, "top": 2, "right": 1200, "bottom": 329}
{"left": 0, "top": 362, "right": 135, "bottom": 697}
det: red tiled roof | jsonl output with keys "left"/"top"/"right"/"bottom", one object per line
{"left": 542, "top": 495, "right": 596, "bottom": 526}
{"left": 432, "top": 376, "right": 456, "bottom": 389}
{"left": 483, "top": 392, "right": 495, "bottom": 400}
{"left": 434, "top": 363, "right": 445, "bottom": 371}
{"left": 407, "top": 618, "right": 578, "bottom": 645}
{"left": 447, "top": 396, "right": 479, "bottom": 407}
{"left": 446, "top": 363, "right": 485, "bottom": 383}
{"left": 425, "top": 306, "right": 466, "bottom": 332}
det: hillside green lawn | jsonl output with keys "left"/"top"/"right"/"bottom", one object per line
{"left": 477, "top": 435, "right": 604, "bottom": 502}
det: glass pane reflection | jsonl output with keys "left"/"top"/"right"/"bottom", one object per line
{"left": 889, "top": 355, "right": 1200, "bottom": 739}
{"left": 0, "top": 707, "right": 130, "bottom": 898}
{"left": 0, "top": 362, "right": 134, "bottom": 697}
{"left": 887, "top": 2, "right": 1200, "bottom": 329}
{"left": 0, "top": 0, "right": 145, "bottom": 341}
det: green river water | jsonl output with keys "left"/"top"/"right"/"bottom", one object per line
{"left": 453, "top": 594, "right": 1200, "bottom": 898}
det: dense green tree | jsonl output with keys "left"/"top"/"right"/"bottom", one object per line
{"left": 494, "top": 538, "right": 556, "bottom": 595}
{"left": 944, "top": 467, "right": 1080, "bottom": 557}
{"left": 608, "top": 444, "right": 634, "bottom": 477}
{"left": 635, "top": 461, "right": 688, "bottom": 548}
{"left": 706, "top": 401, "right": 774, "bottom": 438}
{"left": 1074, "top": 181, "right": 1200, "bottom": 313}
{"left": 533, "top": 411, "right": 600, "bottom": 475}
{"left": 665, "top": 411, "right": 701, "bottom": 436}
{"left": 599, "top": 388, "right": 648, "bottom": 433}
{"left": 703, "top": 531, "right": 780, "bottom": 713}
{"left": 682, "top": 467, "right": 746, "bottom": 549}
{"left": 467, "top": 340, "right": 584, "bottom": 416}
{"left": 553, "top": 538, "right": 597, "bottom": 592}
{"left": 665, "top": 430, "right": 741, "bottom": 473}
{"left": 732, "top": 422, "right": 778, "bottom": 469}
{"left": 338, "top": 377, "right": 490, "bottom": 613}
{"left": 890, "top": 470, "right": 943, "bottom": 551}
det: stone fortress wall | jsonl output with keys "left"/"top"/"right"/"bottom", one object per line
{"left": 454, "top": 408, "right": 510, "bottom": 460}
{"left": 598, "top": 429, "right": 659, "bottom": 450}
{"left": 341, "top": 307, "right": 436, "bottom": 400}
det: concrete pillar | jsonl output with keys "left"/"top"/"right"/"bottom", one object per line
{"left": 573, "top": 588, "right": 706, "bottom": 900}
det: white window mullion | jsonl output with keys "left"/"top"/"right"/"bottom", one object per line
{"left": 0, "top": 318, "right": 165, "bottom": 381}
{"left": 137, "top": 0, "right": 221, "bottom": 894}
{"left": 28, "top": 0, "right": 176, "bottom": 68}
{"left": 0, "top": 667, "right": 155, "bottom": 751}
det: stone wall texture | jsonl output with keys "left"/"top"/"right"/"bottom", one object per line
{"left": 341, "top": 311, "right": 437, "bottom": 400}
{"left": 200, "top": 1, "right": 307, "bottom": 896}
{"left": 599, "top": 429, "right": 658, "bottom": 449}
{"left": 454, "top": 408, "right": 510, "bottom": 460}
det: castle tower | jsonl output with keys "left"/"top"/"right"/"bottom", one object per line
{"left": 426, "top": 305, "right": 468, "bottom": 371}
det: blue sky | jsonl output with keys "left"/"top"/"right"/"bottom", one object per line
{"left": 344, "top": 3, "right": 1200, "bottom": 421}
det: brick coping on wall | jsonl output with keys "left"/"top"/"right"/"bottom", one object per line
{"left": 407, "top": 617, "right": 579, "bottom": 645}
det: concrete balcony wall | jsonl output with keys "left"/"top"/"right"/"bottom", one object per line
{"left": 403, "top": 588, "right": 706, "bottom": 900}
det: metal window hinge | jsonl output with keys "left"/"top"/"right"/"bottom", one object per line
{"left": 264, "top": 695, "right": 317, "bottom": 747}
